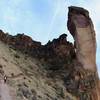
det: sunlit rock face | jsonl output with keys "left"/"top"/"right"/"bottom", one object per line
{"left": 67, "top": 6, "right": 96, "bottom": 71}
{"left": 67, "top": 6, "right": 100, "bottom": 100}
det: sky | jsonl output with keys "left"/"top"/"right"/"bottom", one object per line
{"left": 0, "top": 0, "right": 99, "bottom": 76}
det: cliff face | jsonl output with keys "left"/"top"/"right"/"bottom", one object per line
{"left": 67, "top": 6, "right": 96, "bottom": 71}
{"left": 67, "top": 6, "right": 100, "bottom": 100}
{"left": 0, "top": 6, "right": 99, "bottom": 100}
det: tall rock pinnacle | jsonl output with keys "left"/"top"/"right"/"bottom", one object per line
{"left": 67, "top": 6, "right": 100, "bottom": 100}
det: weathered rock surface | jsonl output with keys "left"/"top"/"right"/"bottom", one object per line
{"left": 67, "top": 6, "right": 100, "bottom": 100}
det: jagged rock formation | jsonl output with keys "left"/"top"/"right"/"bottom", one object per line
{"left": 0, "top": 30, "right": 75, "bottom": 62}
{"left": 67, "top": 6, "right": 100, "bottom": 100}
{"left": 0, "top": 6, "right": 99, "bottom": 100}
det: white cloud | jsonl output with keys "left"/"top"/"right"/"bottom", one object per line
{"left": 47, "top": 0, "right": 61, "bottom": 38}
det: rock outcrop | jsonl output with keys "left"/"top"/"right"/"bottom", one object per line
{"left": 67, "top": 6, "right": 100, "bottom": 100}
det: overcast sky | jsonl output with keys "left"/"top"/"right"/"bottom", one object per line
{"left": 0, "top": 0, "right": 99, "bottom": 76}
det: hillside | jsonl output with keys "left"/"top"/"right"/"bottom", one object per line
{"left": 0, "top": 32, "right": 78, "bottom": 100}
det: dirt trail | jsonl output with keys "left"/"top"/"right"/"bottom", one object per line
{"left": 0, "top": 80, "right": 12, "bottom": 100}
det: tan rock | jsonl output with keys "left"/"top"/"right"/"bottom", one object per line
{"left": 67, "top": 6, "right": 100, "bottom": 100}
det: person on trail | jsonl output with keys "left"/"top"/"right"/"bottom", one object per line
{"left": 4, "top": 75, "right": 7, "bottom": 83}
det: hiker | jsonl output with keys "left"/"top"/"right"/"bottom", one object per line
{"left": 4, "top": 75, "right": 7, "bottom": 83}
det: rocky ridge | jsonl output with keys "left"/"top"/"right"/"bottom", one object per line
{"left": 0, "top": 30, "right": 77, "bottom": 100}
{"left": 0, "top": 30, "right": 76, "bottom": 70}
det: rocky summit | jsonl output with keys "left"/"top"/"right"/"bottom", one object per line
{"left": 0, "top": 6, "right": 99, "bottom": 100}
